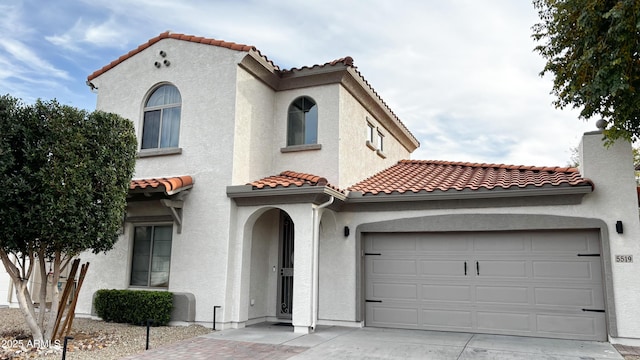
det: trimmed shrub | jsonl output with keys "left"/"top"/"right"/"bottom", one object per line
{"left": 94, "top": 289, "right": 173, "bottom": 326}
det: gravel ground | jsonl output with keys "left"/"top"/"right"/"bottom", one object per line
{"left": 0, "top": 307, "right": 211, "bottom": 359}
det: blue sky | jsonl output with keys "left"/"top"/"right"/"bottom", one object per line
{"left": 0, "top": 0, "right": 595, "bottom": 166}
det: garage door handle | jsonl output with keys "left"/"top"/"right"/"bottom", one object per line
{"left": 582, "top": 309, "right": 605, "bottom": 313}
{"left": 464, "top": 261, "right": 467, "bottom": 275}
{"left": 476, "top": 261, "right": 479, "bottom": 276}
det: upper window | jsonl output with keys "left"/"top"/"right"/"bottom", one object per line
{"left": 377, "top": 131, "right": 384, "bottom": 152}
{"left": 287, "top": 96, "right": 318, "bottom": 146}
{"left": 366, "top": 120, "right": 375, "bottom": 143}
{"left": 130, "top": 225, "right": 173, "bottom": 288}
{"left": 141, "top": 85, "right": 182, "bottom": 150}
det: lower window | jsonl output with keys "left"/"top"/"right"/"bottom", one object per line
{"left": 130, "top": 225, "right": 173, "bottom": 287}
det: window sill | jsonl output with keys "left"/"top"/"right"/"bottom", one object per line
{"left": 280, "top": 144, "right": 322, "bottom": 153}
{"left": 376, "top": 149, "right": 387, "bottom": 159}
{"left": 366, "top": 140, "right": 376, "bottom": 151}
{"left": 128, "top": 286, "right": 169, "bottom": 291}
{"left": 138, "top": 147, "right": 183, "bottom": 158}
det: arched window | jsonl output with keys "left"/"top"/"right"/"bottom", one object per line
{"left": 141, "top": 84, "right": 182, "bottom": 149}
{"left": 287, "top": 96, "right": 318, "bottom": 146}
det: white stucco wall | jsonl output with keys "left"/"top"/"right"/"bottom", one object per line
{"left": 338, "top": 86, "right": 412, "bottom": 188}
{"left": 78, "top": 38, "right": 248, "bottom": 322}
{"left": 272, "top": 86, "right": 341, "bottom": 185}
{"left": 233, "top": 67, "right": 276, "bottom": 184}
{"left": 318, "top": 210, "right": 353, "bottom": 322}
{"left": 268, "top": 84, "right": 411, "bottom": 189}
{"left": 0, "top": 268, "right": 10, "bottom": 306}
{"left": 580, "top": 132, "right": 640, "bottom": 342}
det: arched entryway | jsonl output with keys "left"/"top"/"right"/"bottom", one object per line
{"left": 246, "top": 208, "right": 295, "bottom": 324}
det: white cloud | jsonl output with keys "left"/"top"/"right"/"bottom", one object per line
{"left": 46, "top": 17, "right": 129, "bottom": 51}
{"left": 0, "top": 38, "right": 69, "bottom": 80}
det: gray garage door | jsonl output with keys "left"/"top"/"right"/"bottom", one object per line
{"left": 364, "top": 230, "right": 606, "bottom": 341}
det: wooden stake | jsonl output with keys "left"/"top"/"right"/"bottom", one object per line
{"left": 51, "top": 259, "right": 79, "bottom": 339}
{"left": 60, "top": 262, "right": 89, "bottom": 337}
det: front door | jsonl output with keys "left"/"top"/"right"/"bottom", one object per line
{"left": 277, "top": 211, "right": 294, "bottom": 319}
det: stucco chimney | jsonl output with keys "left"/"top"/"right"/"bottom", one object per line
{"left": 579, "top": 122, "right": 638, "bottom": 230}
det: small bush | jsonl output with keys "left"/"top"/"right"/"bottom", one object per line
{"left": 94, "top": 289, "right": 173, "bottom": 326}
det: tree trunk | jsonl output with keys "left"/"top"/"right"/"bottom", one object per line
{"left": 44, "top": 251, "right": 61, "bottom": 340}
{"left": 0, "top": 250, "right": 44, "bottom": 343}
{"left": 14, "top": 280, "right": 44, "bottom": 343}
{"left": 36, "top": 248, "right": 47, "bottom": 330}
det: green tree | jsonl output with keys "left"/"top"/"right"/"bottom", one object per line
{"left": 532, "top": 0, "right": 640, "bottom": 142}
{"left": 0, "top": 95, "right": 137, "bottom": 342}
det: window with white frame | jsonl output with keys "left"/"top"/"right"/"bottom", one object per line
{"left": 141, "top": 84, "right": 182, "bottom": 150}
{"left": 377, "top": 130, "right": 384, "bottom": 152}
{"left": 130, "top": 225, "right": 173, "bottom": 287}
{"left": 287, "top": 96, "right": 318, "bottom": 146}
{"left": 367, "top": 121, "right": 375, "bottom": 142}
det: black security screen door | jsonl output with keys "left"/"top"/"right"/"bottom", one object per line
{"left": 277, "top": 211, "right": 294, "bottom": 319}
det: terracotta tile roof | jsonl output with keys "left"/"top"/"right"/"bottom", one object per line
{"left": 130, "top": 175, "right": 194, "bottom": 195}
{"left": 249, "top": 171, "right": 341, "bottom": 191}
{"left": 281, "top": 56, "right": 355, "bottom": 72}
{"left": 87, "top": 31, "right": 277, "bottom": 81}
{"left": 348, "top": 160, "right": 594, "bottom": 195}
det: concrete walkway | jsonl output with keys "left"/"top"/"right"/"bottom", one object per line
{"left": 122, "top": 323, "right": 624, "bottom": 359}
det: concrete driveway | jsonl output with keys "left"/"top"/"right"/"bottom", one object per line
{"left": 123, "top": 323, "right": 623, "bottom": 359}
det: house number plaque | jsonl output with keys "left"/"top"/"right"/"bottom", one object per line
{"left": 615, "top": 255, "right": 633, "bottom": 263}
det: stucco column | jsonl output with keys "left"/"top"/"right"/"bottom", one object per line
{"left": 580, "top": 127, "right": 640, "bottom": 340}
{"left": 289, "top": 208, "right": 314, "bottom": 334}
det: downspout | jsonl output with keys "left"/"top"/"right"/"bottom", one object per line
{"left": 311, "top": 196, "right": 334, "bottom": 331}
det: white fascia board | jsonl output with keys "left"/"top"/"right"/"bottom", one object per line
{"left": 227, "top": 185, "right": 347, "bottom": 201}
{"left": 346, "top": 185, "right": 593, "bottom": 203}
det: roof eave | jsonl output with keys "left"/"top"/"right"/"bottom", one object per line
{"left": 347, "top": 184, "right": 593, "bottom": 203}
{"left": 342, "top": 67, "right": 419, "bottom": 152}
{"left": 227, "top": 184, "right": 346, "bottom": 200}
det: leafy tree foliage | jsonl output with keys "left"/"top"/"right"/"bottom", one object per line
{"left": 532, "top": 0, "right": 640, "bottom": 141}
{"left": 0, "top": 95, "right": 137, "bottom": 341}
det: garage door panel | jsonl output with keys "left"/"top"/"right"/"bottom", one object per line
{"left": 369, "top": 234, "right": 417, "bottom": 251}
{"left": 422, "top": 308, "right": 472, "bottom": 329}
{"left": 473, "top": 235, "right": 527, "bottom": 252}
{"left": 477, "top": 311, "right": 531, "bottom": 332}
{"left": 530, "top": 232, "right": 597, "bottom": 253}
{"left": 422, "top": 284, "right": 471, "bottom": 302}
{"left": 534, "top": 287, "right": 603, "bottom": 307}
{"left": 476, "top": 286, "right": 529, "bottom": 304}
{"left": 370, "top": 259, "right": 416, "bottom": 275}
{"left": 536, "top": 313, "right": 604, "bottom": 338}
{"left": 533, "top": 260, "right": 600, "bottom": 280}
{"left": 369, "top": 305, "right": 419, "bottom": 326}
{"left": 371, "top": 282, "right": 417, "bottom": 300}
{"left": 364, "top": 230, "right": 606, "bottom": 341}
{"left": 420, "top": 259, "right": 467, "bottom": 277}
{"left": 417, "top": 234, "right": 471, "bottom": 252}
{"left": 475, "top": 260, "right": 527, "bottom": 278}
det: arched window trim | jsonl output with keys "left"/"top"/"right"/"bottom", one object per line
{"left": 140, "top": 83, "right": 182, "bottom": 153}
{"left": 286, "top": 96, "right": 319, "bottom": 148}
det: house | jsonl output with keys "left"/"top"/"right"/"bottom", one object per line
{"left": 5, "top": 31, "right": 639, "bottom": 344}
